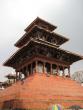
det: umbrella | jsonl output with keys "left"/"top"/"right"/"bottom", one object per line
{"left": 49, "top": 104, "right": 63, "bottom": 110}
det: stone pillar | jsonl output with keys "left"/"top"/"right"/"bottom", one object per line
{"left": 50, "top": 63, "right": 52, "bottom": 74}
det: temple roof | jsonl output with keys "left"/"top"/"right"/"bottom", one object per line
{"left": 4, "top": 40, "right": 83, "bottom": 67}
{"left": 25, "top": 17, "right": 57, "bottom": 32}
{"left": 3, "top": 17, "right": 83, "bottom": 70}
{"left": 15, "top": 25, "right": 69, "bottom": 48}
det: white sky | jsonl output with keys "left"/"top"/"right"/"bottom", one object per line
{"left": 0, "top": 0, "right": 83, "bottom": 81}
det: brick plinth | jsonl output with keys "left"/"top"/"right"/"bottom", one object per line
{"left": 0, "top": 73, "right": 83, "bottom": 109}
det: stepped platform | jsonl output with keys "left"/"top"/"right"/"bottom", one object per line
{"left": 0, "top": 73, "right": 83, "bottom": 109}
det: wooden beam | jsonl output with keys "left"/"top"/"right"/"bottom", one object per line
{"left": 50, "top": 63, "right": 52, "bottom": 74}
{"left": 43, "top": 62, "right": 45, "bottom": 73}
{"left": 35, "top": 61, "right": 38, "bottom": 73}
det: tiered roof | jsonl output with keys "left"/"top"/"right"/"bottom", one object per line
{"left": 15, "top": 17, "right": 68, "bottom": 48}
{"left": 15, "top": 25, "right": 69, "bottom": 47}
{"left": 3, "top": 17, "right": 83, "bottom": 67}
{"left": 4, "top": 40, "right": 83, "bottom": 68}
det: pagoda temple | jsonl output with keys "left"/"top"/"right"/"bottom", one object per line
{"left": 3, "top": 17, "right": 83, "bottom": 79}
{"left": 0, "top": 17, "right": 83, "bottom": 109}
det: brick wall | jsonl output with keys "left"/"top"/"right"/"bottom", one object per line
{"left": 0, "top": 73, "right": 83, "bottom": 109}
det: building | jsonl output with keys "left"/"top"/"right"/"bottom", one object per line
{"left": 0, "top": 17, "right": 83, "bottom": 109}
{"left": 5, "top": 73, "right": 17, "bottom": 84}
{"left": 0, "top": 82, "right": 4, "bottom": 90}
{"left": 3, "top": 17, "right": 83, "bottom": 79}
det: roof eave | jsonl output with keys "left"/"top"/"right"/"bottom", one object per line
{"left": 25, "top": 17, "right": 57, "bottom": 32}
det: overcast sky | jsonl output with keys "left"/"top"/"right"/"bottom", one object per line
{"left": 0, "top": 0, "right": 83, "bottom": 81}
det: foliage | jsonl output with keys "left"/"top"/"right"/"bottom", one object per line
{"left": 71, "top": 71, "right": 83, "bottom": 83}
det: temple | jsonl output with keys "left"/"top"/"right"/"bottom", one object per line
{"left": 0, "top": 17, "right": 83, "bottom": 109}
{"left": 3, "top": 17, "right": 83, "bottom": 79}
